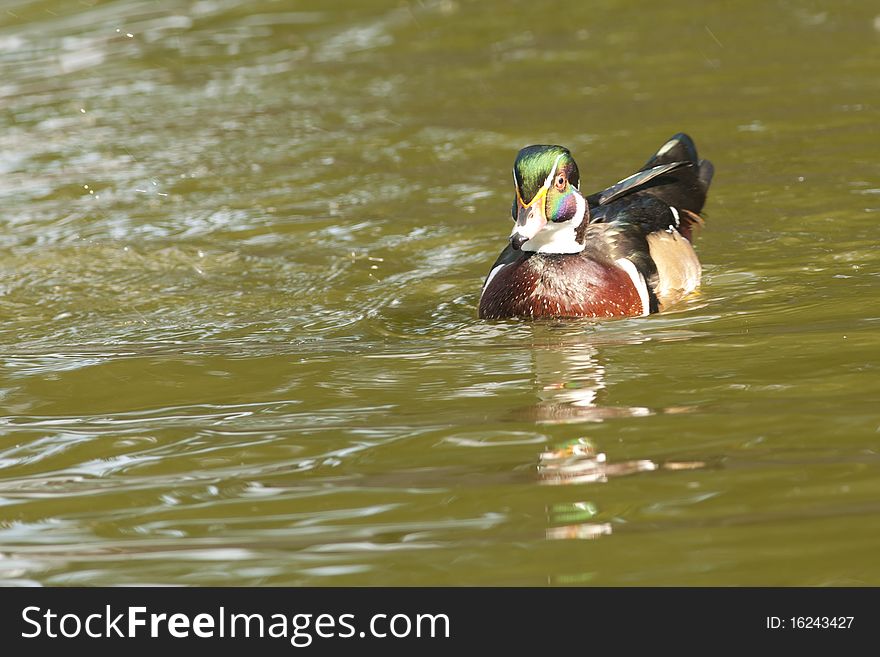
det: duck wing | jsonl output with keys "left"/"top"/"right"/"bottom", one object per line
{"left": 586, "top": 133, "right": 714, "bottom": 215}
{"left": 590, "top": 161, "right": 692, "bottom": 207}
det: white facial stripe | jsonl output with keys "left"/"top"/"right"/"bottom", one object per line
{"left": 615, "top": 258, "right": 650, "bottom": 316}
{"left": 542, "top": 153, "right": 565, "bottom": 189}
{"left": 669, "top": 206, "right": 680, "bottom": 227}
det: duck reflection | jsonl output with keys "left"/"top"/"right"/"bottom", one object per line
{"left": 522, "top": 332, "right": 651, "bottom": 424}
{"left": 523, "top": 330, "right": 705, "bottom": 543}
{"left": 539, "top": 436, "right": 704, "bottom": 542}
{"left": 538, "top": 437, "right": 658, "bottom": 486}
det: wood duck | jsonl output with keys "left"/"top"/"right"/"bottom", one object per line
{"left": 478, "top": 133, "right": 713, "bottom": 319}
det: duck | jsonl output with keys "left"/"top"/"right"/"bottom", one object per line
{"left": 478, "top": 133, "right": 713, "bottom": 319}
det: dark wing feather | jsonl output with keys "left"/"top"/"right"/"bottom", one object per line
{"left": 585, "top": 133, "right": 713, "bottom": 214}
{"left": 641, "top": 132, "right": 700, "bottom": 169}
{"left": 592, "top": 162, "right": 691, "bottom": 206}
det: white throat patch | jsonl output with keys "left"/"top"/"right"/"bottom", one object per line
{"left": 520, "top": 192, "right": 587, "bottom": 254}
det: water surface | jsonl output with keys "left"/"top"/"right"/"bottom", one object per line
{"left": 0, "top": 0, "right": 878, "bottom": 585}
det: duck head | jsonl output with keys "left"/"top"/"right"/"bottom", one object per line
{"left": 509, "top": 145, "right": 589, "bottom": 254}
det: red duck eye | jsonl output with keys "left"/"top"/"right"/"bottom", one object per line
{"left": 555, "top": 175, "right": 566, "bottom": 191}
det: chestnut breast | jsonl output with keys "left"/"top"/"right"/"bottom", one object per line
{"left": 478, "top": 252, "right": 644, "bottom": 319}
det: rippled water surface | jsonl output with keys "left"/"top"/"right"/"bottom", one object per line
{"left": 0, "top": 0, "right": 878, "bottom": 585}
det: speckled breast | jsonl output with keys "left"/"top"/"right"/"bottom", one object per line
{"left": 478, "top": 252, "right": 645, "bottom": 319}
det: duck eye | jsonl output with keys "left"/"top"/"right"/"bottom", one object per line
{"left": 555, "top": 175, "right": 566, "bottom": 191}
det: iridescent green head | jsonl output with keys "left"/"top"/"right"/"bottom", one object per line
{"left": 509, "top": 145, "right": 588, "bottom": 253}
{"left": 513, "top": 145, "right": 580, "bottom": 208}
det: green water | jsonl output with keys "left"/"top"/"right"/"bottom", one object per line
{"left": 0, "top": 0, "right": 878, "bottom": 586}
